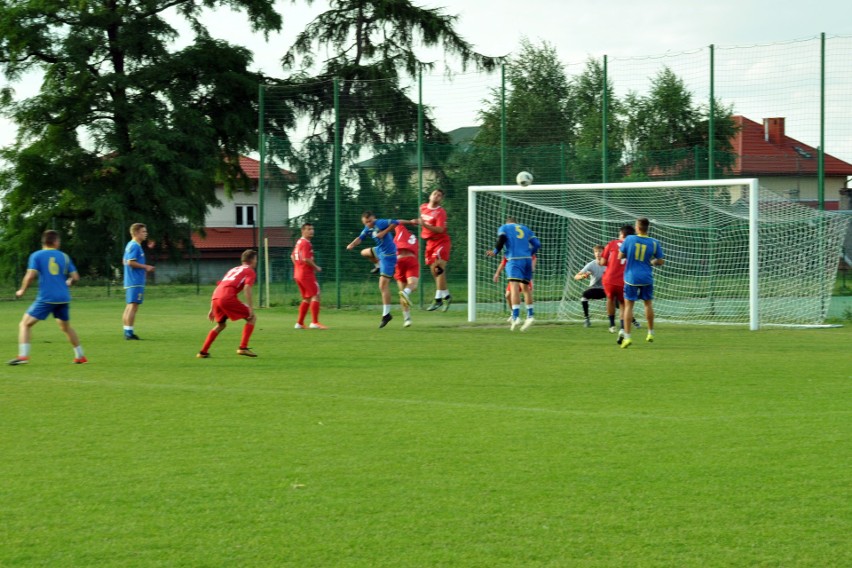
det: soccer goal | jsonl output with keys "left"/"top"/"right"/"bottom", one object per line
{"left": 468, "top": 179, "right": 849, "bottom": 329}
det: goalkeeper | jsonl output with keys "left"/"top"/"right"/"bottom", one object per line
{"left": 574, "top": 245, "right": 607, "bottom": 327}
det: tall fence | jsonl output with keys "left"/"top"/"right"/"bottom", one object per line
{"left": 254, "top": 35, "right": 851, "bottom": 312}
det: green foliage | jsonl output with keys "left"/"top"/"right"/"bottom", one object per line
{"left": 0, "top": 0, "right": 282, "bottom": 278}
{"left": 267, "top": 0, "right": 500, "bottom": 276}
{"left": 624, "top": 66, "right": 738, "bottom": 179}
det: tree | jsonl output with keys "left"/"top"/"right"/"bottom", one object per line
{"left": 0, "top": 0, "right": 284, "bottom": 278}
{"left": 567, "top": 57, "right": 625, "bottom": 183}
{"left": 474, "top": 39, "right": 575, "bottom": 183}
{"left": 269, "top": 0, "right": 500, "bottom": 275}
{"left": 623, "top": 66, "right": 737, "bottom": 180}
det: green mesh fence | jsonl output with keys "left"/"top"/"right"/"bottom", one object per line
{"left": 256, "top": 35, "right": 852, "bottom": 314}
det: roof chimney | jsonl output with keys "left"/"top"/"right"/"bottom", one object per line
{"left": 764, "top": 117, "right": 785, "bottom": 145}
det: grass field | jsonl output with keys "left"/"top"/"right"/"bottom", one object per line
{"left": 1, "top": 292, "right": 850, "bottom": 566}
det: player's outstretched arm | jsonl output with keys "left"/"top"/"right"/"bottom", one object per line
{"left": 346, "top": 237, "right": 362, "bottom": 250}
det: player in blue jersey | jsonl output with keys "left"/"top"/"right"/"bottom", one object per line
{"left": 8, "top": 230, "right": 87, "bottom": 365}
{"left": 486, "top": 216, "right": 541, "bottom": 331}
{"left": 346, "top": 212, "right": 399, "bottom": 328}
{"left": 618, "top": 217, "right": 665, "bottom": 348}
{"left": 122, "top": 223, "right": 155, "bottom": 340}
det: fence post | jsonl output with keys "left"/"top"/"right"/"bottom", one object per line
{"left": 257, "top": 84, "right": 266, "bottom": 307}
{"left": 500, "top": 63, "right": 506, "bottom": 185}
{"left": 818, "top": 32, "right": 825, "bottom": 210}
{"left": 708, "top": 44, "right": 715, "bottom": 180}
{"left": 417, "top": 67, "right": 425, "bottom": 307}
{"left": 602, "top": 54, "right": 608, "bottom": 183}
{"left": 333, "top": 77, "right": 342, "bottom": 308}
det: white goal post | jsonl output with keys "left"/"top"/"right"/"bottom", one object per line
{"left": 468, "top": 178, "right": 849, "bottom": 329}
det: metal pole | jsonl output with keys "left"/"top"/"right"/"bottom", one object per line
{"left": 708, "top": 44, "right": 715, "bottom": 180}
{"left": 333, "top": 77, "right": 342, "bottom": 308}
{"left": 417, "top": 67, "right": 425, "bottom": 307}
{"left": 818, "top": 32, "right": 825, "bottom": 210}
{"left": 748, "top": 178, "right": 759, "bottom": 330}
{"left": 602, "top": 54, "right": 608, "bottom": 183}
{"left": 500, "top": 63, "right": 506, "bottom": 185}
{"left": 257, "top": 84, "right": 267, "bottom": 307}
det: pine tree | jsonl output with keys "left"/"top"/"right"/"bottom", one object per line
{"left": 0, "top": 0, "right": 283, "bottom": 276}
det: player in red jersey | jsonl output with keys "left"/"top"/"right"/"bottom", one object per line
{"left": 291, "top": 223, "right": 327, "bottom": 330}
{"left": 418, "top": 188, "right": 452, "bottom": 312}
{"left": 197, "top": 249, "right": 258, "bottom": 358}
{"left": 393, "top": 222, "right": 420, "bottom": 327}
{"left": 599, "top": 224, "right": 639, "bottom": 334}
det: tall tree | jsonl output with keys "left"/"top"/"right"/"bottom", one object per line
{"left": 269, "top": 0, "right": 500, "bottom": 273}
{"left": 0, "top": 0, "right": 284, "bottom": 277}
{"left": 568, "top": 57, "right": 625, "bottom": 183}
{"left": 474, "top": 39, "right": 575, "bottom": 183}
{"left": 623, "top": 66, "right": 737, "bottom": 180}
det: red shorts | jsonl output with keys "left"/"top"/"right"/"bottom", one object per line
{"left": 603, "top": 282, "right": 624, "bottom": 305}
{"left": 506, "top": 281, "right": 533, "bottom": 293}
{"left": 212, "top": 295, "right": 250, "bottom": 322}
{"left": 295, "top": 275, "right": 319, "bottom": 300}
{"left": 425, "top": 236, "right": 451, "bottom": 265}
{"left": 395, "top": 255, "right": 420, "bottom": 282}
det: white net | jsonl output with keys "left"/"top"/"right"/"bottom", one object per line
{"left": 468, "top": 180, "right": 849, "bottom": 327}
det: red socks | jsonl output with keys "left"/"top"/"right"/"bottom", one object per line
{"left": 310, "top": 300, "right": 320, "bottom": 324}
{"left": 240, "top": 323, "right": 255, "bottom": 349}
{"left": 201, "top": 329, "right": 219, "bottom": 353}
{"left": 298, "top": 301, "right": 310, "bottom": 325}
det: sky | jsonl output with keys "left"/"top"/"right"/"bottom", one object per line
{"left": 1, "top": 0, "right": 850, "bottom": 157}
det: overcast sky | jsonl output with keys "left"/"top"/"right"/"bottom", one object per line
{"left": 2, "top": 0, "right": 849, "bottom": 156}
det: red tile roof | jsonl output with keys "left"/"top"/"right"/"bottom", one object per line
{"left": 236, "top": 155, "right": 296, "bottom": 182}
{"left": 731, "top": 116, "right": 852, "bottom": 176}
{"left": 192, "top": 227, "right": 295, "bottom": 252}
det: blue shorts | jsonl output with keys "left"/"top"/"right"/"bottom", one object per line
{"left": 378, "top": 253, "right": 398, "bottom": 279}
{"left": 506, "top": 258, "right": 533, "bottom": 283}
{"left": 28, "top": 301, "right": 70, "bottom": 321}
{"left": 624, "top": 283, "right": 654, "bottom": 302}
{"left": 126, "top": 287, "right": 145, "bottom": 304}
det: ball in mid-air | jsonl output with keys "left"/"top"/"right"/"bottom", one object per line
{"left": 516, "top": 171, "right": 533, "bottom": 187}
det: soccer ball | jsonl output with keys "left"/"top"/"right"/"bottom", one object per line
{"left": 516, "top": 171, "right": 533, "bottom": 187}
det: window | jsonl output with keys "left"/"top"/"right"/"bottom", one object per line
{"left": 235, "top": 205, "right": 256, "bottom": 227}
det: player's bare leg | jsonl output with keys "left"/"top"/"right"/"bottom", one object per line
{"left": 509, "top": 281, "right": 522, "bottom": 330}
{"left": 398, "top": 276, "right": 417, "bottom": 327}
{"left": 427, "top": 259, "right": 450, "bottom": 311}
{"left": 361, "top": 247, "right": 380, "bottom": 274}
{"left": 620, "top": 299, "right": 635, "bottom": 348}
{"left": 9, "top": 314, "right": 38, "bottom": 365}
{"left": 520, "top": 281, "right": 535, "bottom": 331}
{"left": 123, "top": 302, "right": 141, "bottom": 339}
{"left": 58, "top": 319, "right": 86, "bottom": 363}
{"left": 379, "top": 275, "right": 393, "bottom": 328}
{"left": 643, "top": 300, "right": 655, "bottom": 342}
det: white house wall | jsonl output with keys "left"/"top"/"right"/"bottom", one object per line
{"left": 205, "top": 186, "right": 290, "bottom": 227}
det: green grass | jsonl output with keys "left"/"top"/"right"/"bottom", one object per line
{"left": 1, "top": 294, "right": 850, "bottom": 566}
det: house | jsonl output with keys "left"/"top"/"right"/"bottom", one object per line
{"left": 729, "top": 116, "right": 852, "bottom": 210}
{"left": 354, "top": 126, "right": 479, "bottom": 188}
{"left": 156, "top": 155, "right": 296, "bottom": 283}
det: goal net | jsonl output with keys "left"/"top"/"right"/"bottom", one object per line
{"left": 467, "top": 179, "right": 849, "bottom": 329}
